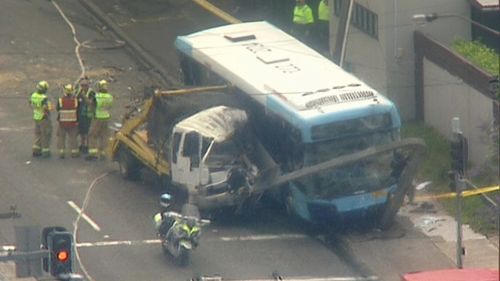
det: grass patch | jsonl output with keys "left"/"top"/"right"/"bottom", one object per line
{"left": 401, "top": 122, "right": 450, "bottom": 190}
{"left": 402, "top": 121, "right": 499, "bottom": 236}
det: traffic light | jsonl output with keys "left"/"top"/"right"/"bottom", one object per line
{"left": 47, "top": 230, "right": 73, "bottom": 277}
{"left": 450, "top": 133, "right": 468, "bottom": 176}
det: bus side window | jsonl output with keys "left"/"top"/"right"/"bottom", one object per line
{"left": 183, "top": 132, "right": 200, "bottom": 169}
{"left": 172, "top": 132, "right": 182, "bottom": 163}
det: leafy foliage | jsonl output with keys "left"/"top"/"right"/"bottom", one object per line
{"left": 452, "top": 38, "right": 499, "bottom": 76}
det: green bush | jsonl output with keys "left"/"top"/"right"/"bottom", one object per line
{"left": 401, "top": 122, "right": 451, "bottom": 192}
{"left": 452, "top": 38, "right": 499, "bottom": 76}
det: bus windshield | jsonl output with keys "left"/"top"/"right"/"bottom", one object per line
{"left": 295, "top": 152, "right": 397, "bottom": 200}
{"left": 304, "top": 130, "right": 397, "bottom": 165}
{"left": 296, "top": 130, "right": 399, "bottom": 199}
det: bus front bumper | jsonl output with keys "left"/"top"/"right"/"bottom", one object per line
{"left": 290, "top": 185, "right": 398, "bottom": 225}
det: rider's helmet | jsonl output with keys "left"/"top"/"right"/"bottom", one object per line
{"left": 160, "top": 193, "right": 172, "bottom": 209}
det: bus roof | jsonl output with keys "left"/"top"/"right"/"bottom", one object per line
{"left": 175, "top": 21, "right": 398, "bottom": 125}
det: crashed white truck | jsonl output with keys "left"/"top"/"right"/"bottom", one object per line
{"left": 108, "top": 85, "right": 278, "bottom": 212}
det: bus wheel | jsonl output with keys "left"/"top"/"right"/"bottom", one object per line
{"left": 118, "top": 147, "right": 141, "bottom": 180}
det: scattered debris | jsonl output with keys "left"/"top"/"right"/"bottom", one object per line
{"left": 410, "top": 202, "right": 436, "bottom": 213}
{"left": 415, "top": 216, "right": 446, "bottom": 233}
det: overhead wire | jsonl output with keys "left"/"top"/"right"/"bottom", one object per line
{"left": 51, "top": 0, "right": 87, "bottom": 84}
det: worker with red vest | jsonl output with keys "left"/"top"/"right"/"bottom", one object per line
{"left": 56, "top": 84, "right": 79, "bottom": 158}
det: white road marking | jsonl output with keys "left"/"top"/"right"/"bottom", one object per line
{"left": 1, "top": 245, "right": 16, "bottom": 251}
{"left": 0, "top": 126, "right": 31, "bottom": 132}
{"left": 74, "top": 234, "right": 308, "bottom": 248}
{"left": 76, "top": 239, "right": 160, "bottom": 248}
{"left": 67, "top": 201, "right": 101, "bottom": 232}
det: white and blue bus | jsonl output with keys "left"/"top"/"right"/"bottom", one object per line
{"left": 174, "top": 21, "right": 405, "bottom": 225}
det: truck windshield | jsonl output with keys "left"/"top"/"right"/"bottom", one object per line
{"left": 203, "top": 139, "right": 239, "bottom": 168}
{"left": 295, "top": 130, "right": 399, "bottom": 199}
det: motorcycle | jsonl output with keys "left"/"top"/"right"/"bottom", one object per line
{"left": 160, "top": 203, "right": 210, "bottom": 266}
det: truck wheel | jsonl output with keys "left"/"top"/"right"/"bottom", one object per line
{"left": 118, "top": 148, "right": 141, "bottom": 180}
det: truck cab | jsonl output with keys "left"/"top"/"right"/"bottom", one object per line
{"left": 109, "top": 86, "right": 278, "bottom": 214}
{"left": 169, "top": 106, "right": 254, "bottom": 207}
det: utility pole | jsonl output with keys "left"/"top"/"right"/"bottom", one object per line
{"left": 332, "top": 0, "right": 354, "bottom": 68}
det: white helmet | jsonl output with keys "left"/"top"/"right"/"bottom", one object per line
{"left": 160, "top": 193, "right": 172, "bottom": 208}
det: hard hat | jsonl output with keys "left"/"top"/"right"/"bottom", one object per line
{"left": 63, "top": 84, "right": 73, "bottom": 94}
{"left": 160, "top": 193, "right": 172, "bottom": 208}
{"left": 97, "top": 79, "right": 108, "bottom": 91}
{"left": 37, "top": 81, "right": 49, "bottom": 92}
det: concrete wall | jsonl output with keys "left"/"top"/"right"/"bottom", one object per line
{"left": 423, "top": 58, "right": 495, "bottom": 170}
{"left": 330, "top": 0, "right": 471, "bottom": 121}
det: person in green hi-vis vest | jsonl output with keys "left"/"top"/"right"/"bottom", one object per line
{"left": 292, "top": 0, "right": 314, "bottom": 44}
{"left": 86, "top": 79, "right": 113, "bottom": 161}
{"left": 30, "top": 81, "right": 52, "bottom": 158}
{"left": 315, "top": 0, "right": 330, "bottom": 54}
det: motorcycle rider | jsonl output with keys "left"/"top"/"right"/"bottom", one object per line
{"left": 153, "top": 193, "right": 177, "bottom": 238}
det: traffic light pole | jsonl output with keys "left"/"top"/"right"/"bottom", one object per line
{"left": 451, "top": 117, "right": 467, "bottom": 269}
{"left": 0, "top": 249, "right": 49, "bottom": 262}
{"left": 455, "top": 171, "right": 464, "bottom": 269}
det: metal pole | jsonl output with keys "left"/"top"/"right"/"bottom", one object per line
{"left": 451, "top": 117, "right": 463, "bottom": 268}
{"left": 455, "top": 171, "right": 464, "bottom": 268}
{"left": 440, "top": 13, "right": 500, "bottom": 37}
{"left": 339, "top": 0, "right": 354, "bottom": 68}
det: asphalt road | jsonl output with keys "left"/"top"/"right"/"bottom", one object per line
{"left": 0, "top": 1, "right": 456, "bottom": 281}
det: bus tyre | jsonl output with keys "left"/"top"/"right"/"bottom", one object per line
{"left": 118, "top": 148, "right": 141, "bottom": 180}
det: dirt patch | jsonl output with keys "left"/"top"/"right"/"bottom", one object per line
{"left": 0, "top": 71, "right": 27, "bottom": 85}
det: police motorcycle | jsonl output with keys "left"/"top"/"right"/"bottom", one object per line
{"left": 155, "top": 194, "right": 210, "bottom": 266}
